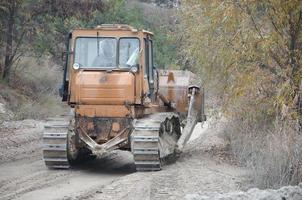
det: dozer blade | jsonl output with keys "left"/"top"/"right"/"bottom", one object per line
{"left": 176, "top": 86, "right": 203, "bottom": 153}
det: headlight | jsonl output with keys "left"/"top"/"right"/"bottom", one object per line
{"left": 73, "top": 63, "right": 80, "bottom": 70}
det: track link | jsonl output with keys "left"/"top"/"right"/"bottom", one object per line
{"left": 42, "top": 119, "right": 70, "bottom": 169}
{"left": 131, "top": 126, "right": 161, "bottom": 171}
{"left": 131, "top": 113, "right": 181, "bottom": 171}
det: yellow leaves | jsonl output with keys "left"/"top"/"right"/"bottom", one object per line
{"left": 179, "top": 0, "right": 302, "bottom": 121}
{"left": 234, "top": 87, "right": 244, "bottom": 97}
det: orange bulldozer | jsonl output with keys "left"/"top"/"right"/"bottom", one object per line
{"left": 43, "top": 24, "right": 206, "bottom": 171}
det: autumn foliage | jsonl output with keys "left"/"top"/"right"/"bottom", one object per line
{"left": 179, "top": 0, "right": 302, "bottom": 188}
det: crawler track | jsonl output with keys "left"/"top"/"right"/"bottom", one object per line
{"left": 131, "top": 122, "right": 161, "bottom": 171}
{"left": 131, "top": 113, "right": 181, "bottom": 171}
{"left": 42, "top": 118, "right": 70, "bottom": 169}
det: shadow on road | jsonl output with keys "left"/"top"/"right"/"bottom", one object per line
{"left": 70, "top": 150, "right": 137, "bottom": 175}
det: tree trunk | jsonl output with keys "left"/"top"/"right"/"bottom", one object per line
{"left": 2, "top": 7, "right": 15, "bottom": 82}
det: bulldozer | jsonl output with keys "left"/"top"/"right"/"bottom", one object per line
{"left": 42, "top": 24, "right": 206, "bottom": 171}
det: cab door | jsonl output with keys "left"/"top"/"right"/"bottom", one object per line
{"left": 144, "top": 38, "right": 157, "bottom": 100}
{"left": 61, "top": 33, "right": 72, "bottom": 101}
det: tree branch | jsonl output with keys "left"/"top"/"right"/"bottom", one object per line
{"left": 8, "top": 29, "right": 26, "bottom": 66}
{"left": 234, "top": 1, "right": 264, "bottom": 39}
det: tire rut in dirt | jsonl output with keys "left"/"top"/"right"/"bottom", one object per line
{"left": 0, "top": 170, "right": 70, "bottom": 200}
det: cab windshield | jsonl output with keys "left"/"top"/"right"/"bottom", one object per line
{"left": 74, "top": 37, "right": 139, "bottom": 69}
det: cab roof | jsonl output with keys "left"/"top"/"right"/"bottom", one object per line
{"left": 72, "top": 24, "right": 154, "bottom": 36}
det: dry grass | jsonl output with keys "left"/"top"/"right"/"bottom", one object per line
{"left": 225, "top": 119, "right": 302, "bottom": 189}
{"left": 1, "top": 56, "right": 68, "bottom": 120}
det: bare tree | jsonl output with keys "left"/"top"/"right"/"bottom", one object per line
{"left": 0, "top": 0, "right": 23, "bottom": 82}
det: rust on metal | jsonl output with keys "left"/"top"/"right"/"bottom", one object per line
{"left": 167, "top": 72, "right": 175, "bottom": 83}
{"left": 176, "top": 86, "right": 203, "bottom": 152}
{"left": 158, "top": 70, "right": 198, "bottom": 114}
{"left": 75, "top": 116, "right": 131, "bottom": 144}
{"left": 77, "top": 125, "right": 131, "bottom": 156}
{"left": 75, "top": 105, "right": 131, "bottom": 118}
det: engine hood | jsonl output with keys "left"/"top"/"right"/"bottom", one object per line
{"left": 73, "top": 71, "right": 135, "bottom": 105}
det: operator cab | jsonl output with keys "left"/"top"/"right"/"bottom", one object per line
{"left": 61, "top": 24, "right": 156, "bottom": 106}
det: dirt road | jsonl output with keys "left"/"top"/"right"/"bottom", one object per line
{"left": 0, "top": 119, "right": 254, "bottom": 200}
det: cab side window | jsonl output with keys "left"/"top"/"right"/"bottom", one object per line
{"left": 144, "top": 38, "right": 154, "bottom": 82}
